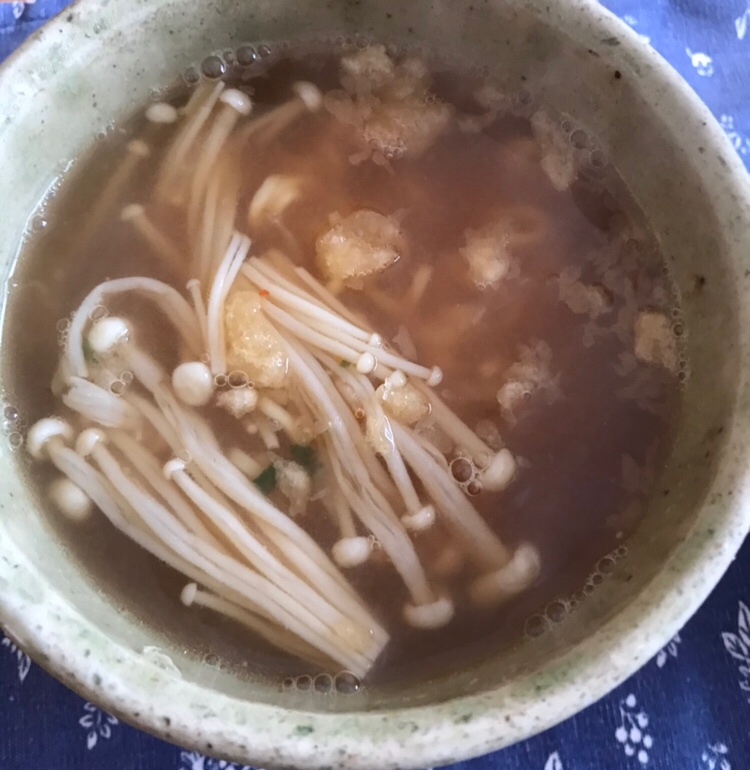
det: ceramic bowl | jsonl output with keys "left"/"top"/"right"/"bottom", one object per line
{"left": 1, "top": 0, "right": 749, "bottom": 767}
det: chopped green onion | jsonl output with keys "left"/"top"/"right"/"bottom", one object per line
{"left": 253, "top": 464, "right": 277, "bottom": 494}
{"left": 291, "top": 443, "right": 318, "bottom": 472}
{"left": 339, "top": 359, "right": 351, "bottom": 368}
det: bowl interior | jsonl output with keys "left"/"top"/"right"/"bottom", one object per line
{"left": 0, "top": 0, "right": 748, "bottom": 759}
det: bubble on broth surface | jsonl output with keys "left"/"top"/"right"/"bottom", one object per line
{"left": 524, "top": 614, "right": 549, "bottom": 638}
{"left": 524, "top": 544, "right": 629, "bottom": 637}
{"left": 236, "top": 45, "right": 259, "bottom": 66}
{"left": 3, "top": 405, "right": 19, "bottom": 423}
{"left": 314, "top": 673, "right": 334, "bottom": 692}
{"left": 334, "top": 671, "right": 361, "bottom": 694}
{"left": 31, "top": 215, "right": 47, "bottom": 232}
{"left": 545, "top": 599, "right": 569, "bottom": 624}
{"left": 183, "top": 65, "right": 201, "bottom": 85}
{"left": 201, "top": 54, "right": 227, "bottom": 80}
{"left": 7, "top": 431, "right": 23, "bottom": 449}
{"left": 570, "top": 129, "right": 588, "bottom": 150}
{"left": 450, "top": 457, "right": 473, "bottom": 483}
{"left": 89, "top": 304, "right": 108, "bottom": 321}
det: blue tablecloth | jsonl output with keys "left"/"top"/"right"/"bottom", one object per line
{"left": 2, "top": 2, "right": 750, "bottom": 768}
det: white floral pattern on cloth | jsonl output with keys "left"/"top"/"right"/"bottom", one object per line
{"left": 544, "top": 752, "right": 564, "bottom": 770}
{"left": 686, "top": 48, "right": 715, "bottom": 77}
{"left": 720, "top": 115, "right": 750, "bottom": 156}
{"left": 702, "top": 743, "right": 731, "bottom": 770}
{"left": 736, "top": 2, "right": 750, "bottom": 41}
{"left": 177, "top": 751, "right": 257, "bottom": 770}
{"left": 1, "top": 633, "right": 31, "bottom": 683}
{"left": 614, "top": 694, "right": 653, "bottom": 765}
{"left": 622, "top": 14, "right": 651, "bottom": 44}
{"left": 655, "top": 632, "right": 681, "bottom": 668}
{"left": 721, "top": 601, "right": 750, "bottom": 702}
{"left": 79, "top": 702, "right": 119, "bottom": 750}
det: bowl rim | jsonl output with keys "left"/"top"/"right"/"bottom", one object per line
{"left": 1, "top": 0, "right": 750, "bottom": 767}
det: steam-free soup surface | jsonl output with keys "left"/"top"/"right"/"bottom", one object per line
{"left": 2, "top": 43, "right": 683, "bottom": 687}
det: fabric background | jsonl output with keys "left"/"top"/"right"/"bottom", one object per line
{"left": 1, "top": 1, "right": 749, "bottom": 768}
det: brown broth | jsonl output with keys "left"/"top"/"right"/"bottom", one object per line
{"left": 0, "top": 44, "right": 683, "bottom": 687}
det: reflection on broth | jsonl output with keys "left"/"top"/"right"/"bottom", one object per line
{"left": 1, "top": 42, "right": 684, "bottom": 687}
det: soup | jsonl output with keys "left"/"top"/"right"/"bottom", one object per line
{"left": 2, "top": 42, "right": 684, "bottom": 687}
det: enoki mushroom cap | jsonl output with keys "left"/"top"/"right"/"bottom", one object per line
{"left": 126, "top": 139, "right": 151, "bottom": 158}
{"left": 480, "top": 448, "right": 516, "bottom": 492}
{"left": 27, "top": 417, "right": 74, "bottom": 459}
{"left": 180, "top": 582, "right": 198, "bottom": 607}
{"left": 163, "top": 458, "right": 188, "bottom": 480}
{"left": 293, "top": 81, "right": 323, "bottom": 112}
{"left": 386, "top": 369, "right": 407, "bottom": 389}
{"left": 120, "top": 203, "right": 146, "bottom": 223}
{"left": 401, "top": 504, "right": 436, "bottom": 532}
{"left": 469, "top": 542, "right": 541, "bottom": 607}
{"left": 49, "top": 477, "right": 93, "bottom": 522}
{"left": 426, "top": 366, "right": 443, "bottom": 387}
{"left": 356, "top": 352, "right": 377, "bottom": 374}
{"left": 88, "top": 316, "right": 130, "bottom": 357}
{"left": 403, "top": 595, "right": 455, "bottom": 629}
{"left": 75, "top": 428, "right": 107, "bottom": 457}
{"left": 332, "top": 536, "right": 371, "bottom": 568}
{"left": 172, "top": 361, "right": 214, "bottom": 407}
{"left": 145, "top": 103, "right": 179, "bottom": 124}
{"left": 220, "top": 88, "right": 253, "bottom": 116}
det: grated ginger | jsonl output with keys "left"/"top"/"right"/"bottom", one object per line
{"left": 224, "top": 291, "right": 289, "bottom": 389}
{"left": 316, "top": 209, "right": 403, "bottom": 287}
{"left": 377, "top": 381, "right": 430, "bottom": 426}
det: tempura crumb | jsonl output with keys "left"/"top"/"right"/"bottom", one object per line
{"left": 326, "top": 45, "right": 453, "bottom": 160}
{"left": 460, "top": 224, "right": 514, "bottom": 289}
{"left": 224, "top": 291, "right": 289, "bottom": 389}
{"left": 633, "top": 310, "right": 678, "bottom": 372}
{"left": 557, "top": 267, "right": 612, "bottom": 318}
{"left": 316, "top": 209, "right": 403, "bottom": 287}
{"left": 496, "top": 341, "right": 559, "bottom": 423}
{"left": 531, "top": 111, "right": 577, "bottom": 191}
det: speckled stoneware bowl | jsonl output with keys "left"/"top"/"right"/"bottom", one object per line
{"left": 1, "top": 0, "right": 750, "bottom": 767}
